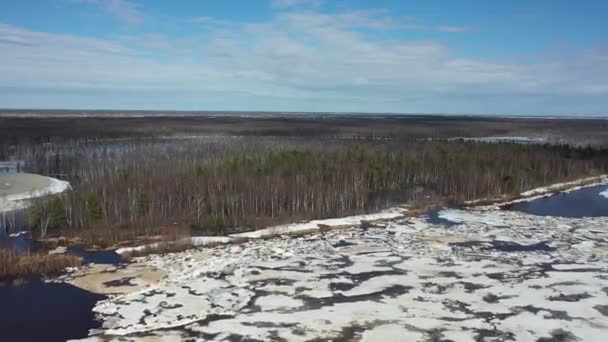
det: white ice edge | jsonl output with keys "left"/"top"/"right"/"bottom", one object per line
{"left": 115, "top": 207, "right": 407, "bottom": 255}
{"left": 229, "top": 207, "right": 406, "bottom": 239}
{"left": 447, "top": 136, "right": 547, "bottom": 143}
{"left": 519, "top": 175, "right": 608, "bottom": 197}
{"left": 466, "top": 174, "right": 608, "bottom": 207}
{"left": 0, "top": 177, "right": 71, "bottom": 212}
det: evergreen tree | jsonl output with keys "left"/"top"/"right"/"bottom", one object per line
{"left": 86, "top": 193, "right": 102, "bottom": 223}
{"left": 135, "top": 192, "right": 149, "bottom": 217}
{"left": 49, "top": 197, "right": 67, "bottom": 229}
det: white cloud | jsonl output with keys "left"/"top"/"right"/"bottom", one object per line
{"left": 436, "top": 25, "right": 471, "bottom": 33}
{"left": 0, "top": 8, "right": 607, "bottom": 114}
{"left": 278, "top": 9, "right": 401, "bottom": 30}
{"left": 186, "top": 16, "right": 216, "bottom": 24}
{"left": 66, "top": 0, "right": 143, "bottom": 25}
{"left": 272, "top": 0, "right": 323, "bottom": 9}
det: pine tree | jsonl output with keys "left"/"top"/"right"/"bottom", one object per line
{"left": 135, "top": 192, "right": 149, "bottom": 217}
{"left": 86, "top": 193, "right": 102, "bottom": 223}
{"left": 50, "top": 197, "right": 67, "bottom": 230}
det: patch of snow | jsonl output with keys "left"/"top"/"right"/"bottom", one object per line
{"left": 600, "top": 188, "right": 608, "bottom": 199}
{"left": 48, "top": 246, "right": 68, "bottom": 255}
{"left": 115, "top": 208, "right": 406, "bottom": 255}
{"left": 520, "top": 175, "right": 608, "bottom": 197}
{"left": 190, "top": 236, "right": 234, "bottom": 246}
{"left": 447, "top": 136, "right": 547, "bottom": 144}
{"left": 115, "top": 243, "right": 163, "bottom": 255}
{"left": 437, "top": 209, "right": 507, "bottom": 226}
{"left": 229, "top": 207, "right": 407, "bottom": 239}
{"left": 361, "top": 324, "right": 424, "bottom": 341}
{"left": 466, "top": 174, "right": 608, "bottom": 206}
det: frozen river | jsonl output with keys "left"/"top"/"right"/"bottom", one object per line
{"left": 71, "top": 201, "right": 608, "bottom": 341}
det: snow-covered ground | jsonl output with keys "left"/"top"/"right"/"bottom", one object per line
{"left": 74, "top": 206, "right": 608, "bottom": 341}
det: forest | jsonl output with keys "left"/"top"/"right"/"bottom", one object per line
{"left": 6, "top": 134, "right": 608, "bottom": 244}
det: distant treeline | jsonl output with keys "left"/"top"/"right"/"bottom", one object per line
{"left": 9, "top": 137, "right": 608, "bottom": 243}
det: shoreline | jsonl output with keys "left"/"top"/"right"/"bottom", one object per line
{"left": 464, "top": 174, "right": 608, "bottom": 208}
{"left": 2, "top": 173, "right": 606, "bottom": 283}
{"left": 116, "top": 174, "right": 608, "bottom": 255}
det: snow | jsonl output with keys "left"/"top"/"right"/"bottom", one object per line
{"left": 520, "top": 174, "right": 608, "bottom": 197}
{"left": 437, "top": 209, "right": 507, "bottom": 226}
{"left": 115, "top": 243, "right": 163, "bottom": 255}
{"left": 115, "top": 236, "right": 236, "bottom": 255}
{"left": 77, "top": 206, "right": 608, "bottom": 341}
{"left": 229, "top": 207, "right": 407, "bottom": 239}
{"left": 190, "top": 236, "right": 234, "bottom": 246}
{"left": 447, "top": 136, "right": 547, "bottom": 144}
{"left": 600, "top": 188, "right": 608, "bottom": 199}
{"left": 467, "top": 174, "right": 608, "bottom": 207}
{"left": 115, "top": 207, "right": 407, "bottom": 255}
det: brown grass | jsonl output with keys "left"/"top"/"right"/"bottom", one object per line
{"left": 0, "top": 250, "right": 83, "bottom": 280}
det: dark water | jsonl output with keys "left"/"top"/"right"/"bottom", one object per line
{"left": 332, "top": 240, "right": 356, "bottom": 248}
{"left": 425, "top": 209, "right": 458, "bottom": 226}
{"left": 450, "top": 240, "right": 555, "bottom": 252}
{"left": 0, "top": 235, "right": 122, "bottom": 264}
{"left": 0, "top": 232, "right": 33, "bottom": 253}
{"left": 66, "top": 247, "right": 123, "bottom": 265}
{"left": 0, "top": 209, "right": 28, "bottom": 235}
{"left": 504, "top": 185, "right": 608, "bottom": 218}
{"left": 0, "top": 279, "right": 105, "bottom": 342}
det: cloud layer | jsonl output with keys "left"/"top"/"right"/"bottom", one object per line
{"left": 66, "top": 0, "right": 143, "bottom": 25}
{"left": 0, "top": 7, "right": 607, "bottom": 114}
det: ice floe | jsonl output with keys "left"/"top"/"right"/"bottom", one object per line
{"left": 75, "top": 206, "right": 608, "bottom": 341}
{"left": 0, "top": 174, "right": 71, "bottom": 212}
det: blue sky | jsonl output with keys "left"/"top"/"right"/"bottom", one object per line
{"left": 0, "top": 0, "right": 607, "bottom": 115}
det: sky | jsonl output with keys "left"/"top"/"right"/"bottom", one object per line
{"left": 0, "top": 0, "right": 607, "bottom": 115}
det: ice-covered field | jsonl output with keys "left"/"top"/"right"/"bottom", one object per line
{"left": 75, "top": 207, "right": 608, "bottom": 341}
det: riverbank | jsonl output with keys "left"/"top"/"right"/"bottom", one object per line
{"left": 86, "top": 174, "right": 608, "bottom": 258}
{"left": 465, "top": 174, "right": 608, "bottom": 208}
{"left": 2, "top": 174, "right": 605, "bottom": 283}
{"left": 54, "top": 174, "right": 608, "bottom": 298}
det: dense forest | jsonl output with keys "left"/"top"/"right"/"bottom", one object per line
{"left": 6, "top": 136, "right": 608, "bottom": 243}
